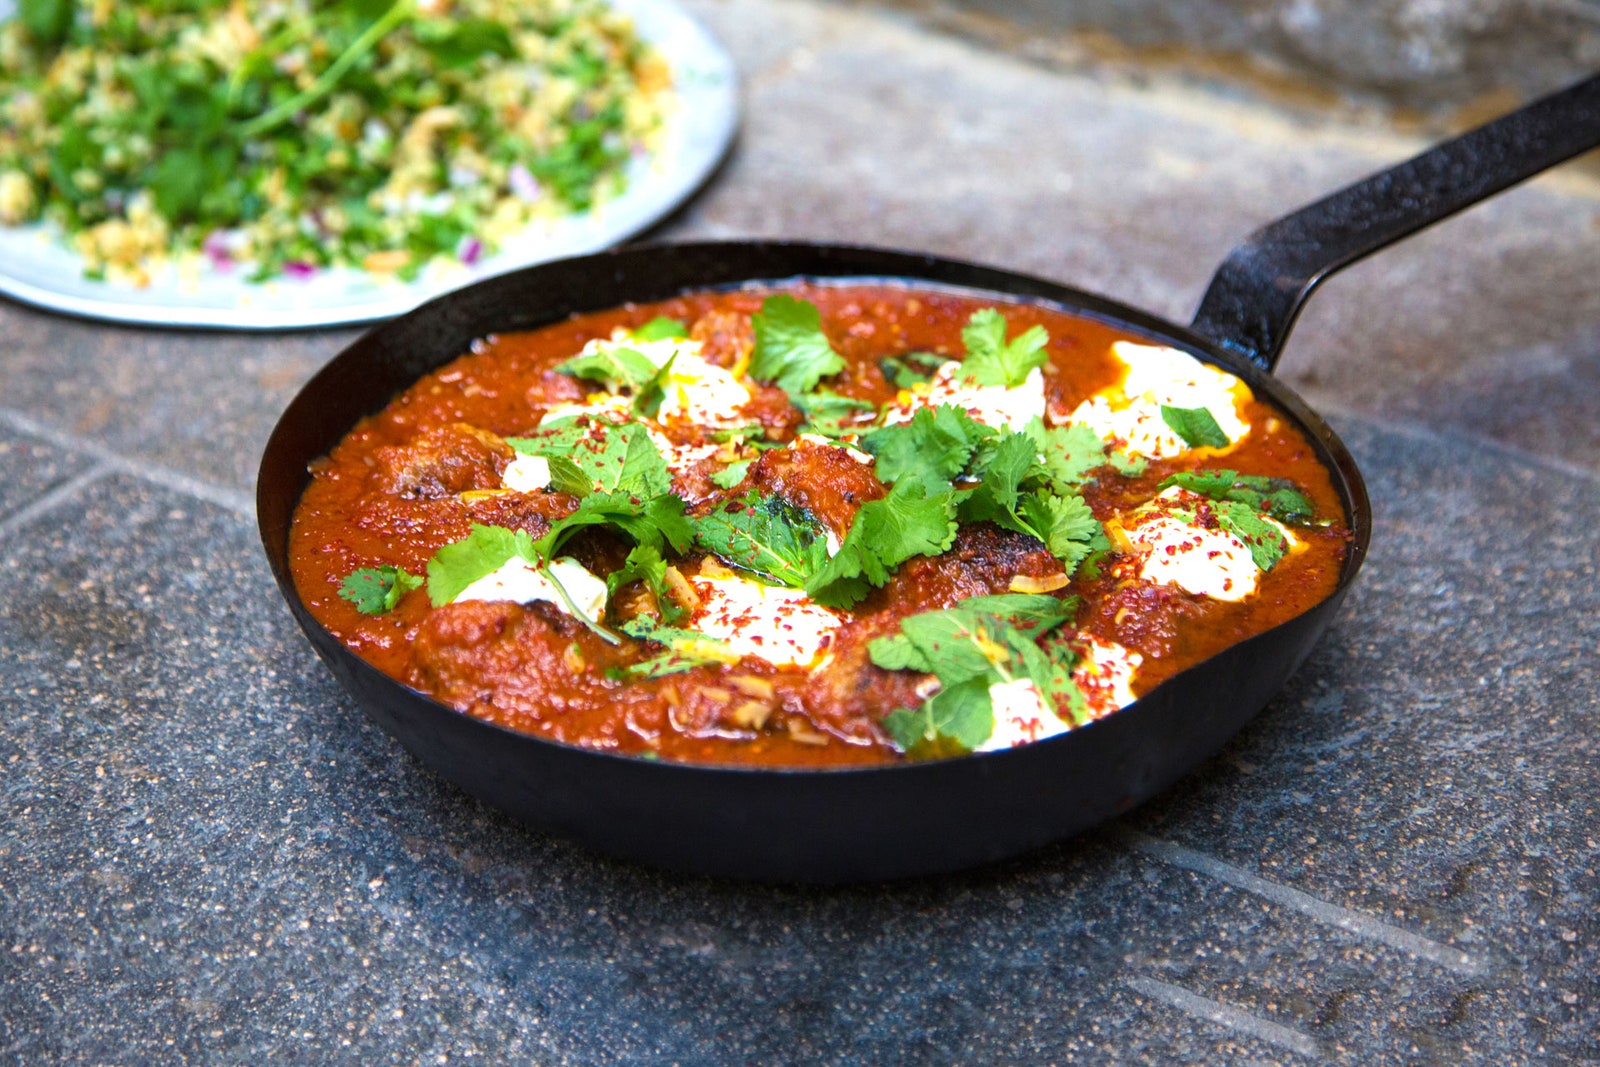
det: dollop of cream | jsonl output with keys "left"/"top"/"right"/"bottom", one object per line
{"left": 882, "top": 362, "right": 1046, "bottom": 433}
{"left": 688, "top": 574, "right": 844, "bottom": 669}
{"left": 1069, "top": 341, "right": 1251, "bottom": 459}
{"left": 453, "top": 556, "right": 609, "bottom": 622}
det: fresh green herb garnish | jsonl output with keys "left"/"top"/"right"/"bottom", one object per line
{"left": 1207, "top": 501, "right": 1289, "bottom": 571}
{"left": 858, "top": 404, "right": 996, "bottom": 490}
{"left": 555, "top": 346, "right": 662, "bottom": 393}
{"left": 632, "top": 317, "right": 690, "bottom": 341}
{"left": 1160, "top": 469, "right": 1316, "bottom": 525}
{"left": 710, "top": 460, "right": 753, "bottom": 489}
{"left": 959, "top": 308, "right": 1050, "bottom": 387}
{"left": 1160, "top": 406, "right": 1230, "bottom": 449}
{"left": 339, "top": 565, "right": 424, "bottom": 615}
{"left": 691, "top": 493, "right": 831, "bottom": 589}
{"left": 613, "top": 616, "right": 732, "bottom": 678}
{"left": 0, "top": 0, "right": 669, "bottom": 282}
{"left": 954, "top": 432, "right": 1101, "bottom": 571}
{"left": 1028, "top": 420, "right": 1145, "bottom": 490}
{"left": 424, "top": 524, "right": 536, "bottom": 607}
{"left": 749, "top": 295, "right": 846, "bottom": 400}
{"left": 805, "top": 481, "right": 959, "bottom": 608}
{"left": 533, "top": 490, "right": 694, "bottom": 565}
{"left": 789, "top": 389, "right": 876, "bottom": 436}
{"left": 870, "top": 593, "right": 1084, "bottom": 757}
{"left": 878, "top": 350, "right": 946, "bottom": 389}
{"left": 860, "top": 407, "right": 1104, "bottom": 573}
{"left": 510, "top": 421, "right": 669, "bottom": 497}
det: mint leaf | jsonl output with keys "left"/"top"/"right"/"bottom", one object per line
{"left": 953, "top": 593, "right": 1077, "bottom": 636}
{"left": 555, "top": 345, "right": 661, "bottom": 392}
{"left": 1160, "top": 405, "right": 1230, "bottom": 449}
{"left": 710, "top": 460, "right": 753, "bottom": 489}
{"left": 883, "top": 677, "right": 995, "bottom": 757}
{"left": 534, "top": 489, "right": 694, "bottom": 563}
{"left": 616, "top": 616, "right": 731, "bottom": 676}
{"left": 806, "top": 481, "right": 958, "bottom": 608}
{"left": 691, "top": 492, "right": 831, "bottom": 589}
{"left": 426, "top": 525, "right": 536, "bottom": 606}
{"left": 750, "top": 295, "right": 845, "bottom": 399}
{"left": 339, "top": 565, "right": 424, "bottom": 615}
{"left": 1160, "top": 469, "right": 1315, "bottom": 525}
{"left": 859, "top": 404, "right": 996, "bottom": 489}
{"left": 633, "top": 317, "right": 689, "bottom": 341}
{"left": 791, "top": 389, "right": 875, "bottom": 436}
{"left": 960, "top": 308, "right": 1049, "bottom": 387}
{"left": 511, "top": 421, "right": 668, "bottom": 496}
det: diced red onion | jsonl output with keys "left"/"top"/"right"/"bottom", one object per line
{"left": 509, "top": 163, "right": 542, "bottom": 203}
{"left": 202, "top": 231, "right": 233, "bottom": 270}
{"left": 283, "top": 260, "right": 317, "bottom": 280}
{"left": 457, "top": 236, "right": 483, "bottom": 265}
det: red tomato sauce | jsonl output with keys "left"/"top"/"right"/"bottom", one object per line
{"left": 289, "top": 284, "right": 1349, "bottom": 767}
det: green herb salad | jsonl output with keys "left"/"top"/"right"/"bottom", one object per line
{"left": 0, "top": 0, "right": 672, "bottom": 284}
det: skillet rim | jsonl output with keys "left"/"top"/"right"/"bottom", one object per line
{"left": 258, "top": 238, "right": 1371, "bottom": 786}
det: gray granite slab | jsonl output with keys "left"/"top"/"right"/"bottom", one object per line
{"left": 0, "top": 319, "right": 353, "bottom": 496}
{"left": 1, "top": 420, "right": 1594, "bottom": 1062}
{"left": 2, "top": 0, "right": 1597, "bottom": 488}
{"left": 0, "top": 426, "right": 96, "bottom": 525}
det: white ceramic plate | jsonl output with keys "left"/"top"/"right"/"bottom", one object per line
{"left": 0, "top": 0, "right": 738, "bottom": 329}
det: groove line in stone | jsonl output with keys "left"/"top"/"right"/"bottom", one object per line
{"left": 0, "top": 406, "right": 255, "bottom": 519}
{"left": 1124, "top": 976, "right": 1320, "bottom": 1058}
{"left": 1126, "top": 831, "right": 1490, "bottom": 977}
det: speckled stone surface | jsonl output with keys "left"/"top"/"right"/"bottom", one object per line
{"left": 0, "top": 1, "right": 1596, "bottom": 1063}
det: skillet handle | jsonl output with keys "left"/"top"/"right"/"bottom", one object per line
{"left": 1191, "top": 73, "right": 1600, "bottom": 371}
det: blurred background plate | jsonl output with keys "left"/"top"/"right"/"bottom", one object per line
{"left": 0, "top": 0, "right": 738, "bottom": 330}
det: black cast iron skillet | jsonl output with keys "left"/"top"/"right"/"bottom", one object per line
{"left": 259, "top": 75, "right": 1600, "bottom": 883}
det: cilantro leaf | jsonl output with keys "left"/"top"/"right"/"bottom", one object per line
{"left": 1160, "top": 469, "right": 1315, "bottom": 525}
{"left": 1029, "top": 420, "right": 1144, "bottom": 491}
{"left": 633, "top": 317, "right": 689, "bottom": 341}
{"left": 1016, "top": 491, "right": 1100, "bottom": 571}
{"left": 960, "top": 308, "right": 1050, "bottom": 387}
{"left": 953, "top": 432, "right": 1101, "bottom": 571}
{"left": 869, "top": 592, "right": 1080, "bottom": 756}
{"left": 339, "top": 565, "right": 424, "bottom": 615}
{"left": 859, "top": 404, "right": 996, "bottom": 490}
{"left": 878, "top": 350, "right": 946, "bottom": 389}
{"left": 1160, "top": 405, "right": 1230, "bottom": 449}
{"left": 749, "top": 295, "right": 845, "bottom": 399}
{"left": 1209, "top": 500, "right": 1289, "bottom": 572}
{"left": 606, "top": 543, "right": 689, "bottom": 625}
{"left": 691, "top": 492, "right": 831, "bottom": 589}
{"left": 806, "top": 482, "right": 958, "bottom": 608}
{"left": 426, "top": 525, "right": 536, "bottom": 606}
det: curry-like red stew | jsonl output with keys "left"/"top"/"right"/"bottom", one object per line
{"left": 290, "top": 284, "right": 1348, "bottom": 767}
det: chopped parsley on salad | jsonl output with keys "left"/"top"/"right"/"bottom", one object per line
{"left": 0, "top": 0, "right": 671, "bottom": 284}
